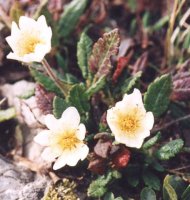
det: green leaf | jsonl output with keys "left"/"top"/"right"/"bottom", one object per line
{"left": 53, "top": 96, "right": 70, "bottom": 118}
{"left": 58, "top": 0, "right": 88, "bottom": 38}
{"left": 144, "top": 74, "right": 172, "bottom": 117}
{"left": 142, "top": 132, "right": 161, "bottom": 149}
{"left": 121, "top": 71, "right": 142, "bottom": 94}
{"left": 104, "top": 192, "right": 123, "bottom": 200}
{"left": 87, "top": 170, "right": 121, "bottom": 198}
{"left": 77, "top": 32, "right": 93, "bottom": 79}
{"left": 156, "top": 139, "right": 184, "bottom": 160}
{"left": 143, "top": 170, "right": 161, "bottom": 191}
{"left": 140, "top": 187, "right": 156, "bottom": 200}
{"left": 163, "top": 175, "right": 178, "bottom": 200}
{"left": 30, "top": 68, "right": 62, "bottom": 96}
{"left": 182, "top": 185, "right": 190, "bottom": 200}
{"left": 85, "top": 76, "right": 106, "bottom": 98}
{"left": 67, "top": 83, "right": 89, "bottom": 114}
{"left": 33, "top": 0, "right": 48, "bottom": 19}
{"left": 0, "top": 107, "right": 16, "bottom": 122}
{"left": 18, "top": 89, "right": 35, "bottom": 99}
{"left": 125, "top": 165, "right": 140, "bottom": 187}
{"left": 89, "top": 29, "right": 120, "bottom": 80}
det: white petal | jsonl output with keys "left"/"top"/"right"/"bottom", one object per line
{"left": 60, "top": 107, "right": 80, "bottom": 129}
{"left": 41, "top": 147, "right": 58, "bottom": 162}
{"left": 37, "top": 15, "right": 48, "bottom": 28}
{"left": 6, "top": 52, "right": 20, "bottom": 61}
{"left": 76, "top": 124, "right": 86, "bottom": 140}
{"left": 19, "top": 16, "right": 36, "bottom": 30}
{"left": 44, "top": 114, "right": 59, "bottom": 131}
{"left": 34, "top": 130, "right": 51, "bottom": 146}
{"left": 53, "top": 151, "right": 69, "bottom": 170}
{"left": 11, "top": 22, "right": 20, "bottom": 36}
{"left": 142, "top": 112, "right": 154, "bottom": 130}
{"left": 78, "top": 144, "right": 89, "bottom": 160}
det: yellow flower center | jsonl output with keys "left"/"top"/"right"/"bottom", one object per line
{"left": 51, "top": 131, "right": 81, "bottom": 151}
{"left": 17, "top": 34, "right": 43, "bottom": 56}
{"left": 119, "top": 114, "right": 139, "bottom": 133}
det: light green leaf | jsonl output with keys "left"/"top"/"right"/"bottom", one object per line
{"left": 53, "top": 96, "right": 70, "bottom": 118}
{"left": 0, "top": 107, "right": 16, "bottom": 123}
{"left": 163, "top": 175, "right": 178, "bottom": 200}
{"left": 85, "top": 76, "right": 106, "bottom": 98}
{"left": 121, "top": 71, "right": 142, "bottom": 94}
{"left": 67, "top": 83, "right": 89, "bottom": 114}
{"left": 77, "top": 32, "right": 93, "bottom": 79}
{"left": 10, "top": 1, "right": 24, "bottom": 23}
{"left": 142, "top": 132, "right": 161, "bottom": 149}
{"left": 143, "top": 170, "right": 160, "bottom": 191}
{"left": 140, "top": 187, "right": 156, "bottom": 200}
{"left": 58, "top": 0, "right": 88, "bottom": 38}
{"left": 104, "top": 192, "right": 123, "bottom": 200}
{"left": 87, "top": 170, "right": 121, "bottom": 198}
{"left": 156, "top": 139, "right": 184, "bottom": 160}
{"left": 144, "top": 74, "right": 172, "bottom": 117}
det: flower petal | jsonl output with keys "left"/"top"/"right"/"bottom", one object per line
{"left": 142, "top": 112, "right": 154, "bottom": 130}
{"left": 76, "top": 124, "right": 86, "bottom": 140}
{"left": 78, "top": 144, "right": 89, "bottom": 160}
{"left": 60, "top": 107, "right": 80, "bottom": 129}
{"left": 44, "top": 114, "right": 59, "bottom": 131}
{"left": 19, "top": 16, "right": 36, "bottom": 30}
{"left": 41, "top": 147, "right": 58, "bottom": 162}
{"left": 53, "top": 150, "right": 69, "bottom": 170}
{"left": 34, "top": 130, "right": 51, "bottom": 146}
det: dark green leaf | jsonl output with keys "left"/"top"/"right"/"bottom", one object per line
{"left": 77, "top": 32, "right": 93, "bottom": 79}
{"left": 182, "top": 185, "right": 190, "bottom": 200}
{"left": 0, "top": 108, "right": 16, "bottom": 122}
{"left": 53, "top": 96, "right": 70, "bottom": 118}
{"left": 58, "top": 0, "right": 88, "bottom": 38}
{"left": 30, "top": 68, "right": 62, "bottom": 96}
{"left": 156, "top": 139, "right": 184, "bottom": 160}
{"left": 144, "top": 74, "right": 172, "bottom": 117}
{"left": 125, "top": 165, "right": 140, "bottom": 187}
{"left": 142, "top": 132, "right": 161, "bottom": 149}
{"left": 140, "top": 187, "right": 156, "bottom": 200}
{"left": 89, "top": 29, "right": 120, "bottom": 79}
{"left": 67, "top": 83, "right": 89, "bottom": 114}
{"left": 121, "top": 71, "right": 142, "bottom": 94}
{"left": 143, "top": 170, "right": 160, "bottom": 191}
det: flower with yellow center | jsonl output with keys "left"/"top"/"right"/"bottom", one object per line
{"left": 34, "top": 107, "right": 89, "bottom": 170}
{"left": 107, "top": 88, "right": 154, "bottom": 148}
{"left": 6, "top": 15, "right": 52, "bottom": 63}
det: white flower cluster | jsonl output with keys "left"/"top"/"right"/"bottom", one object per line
{"left": 6, "top": 16, "right": 154, "bottom": 170}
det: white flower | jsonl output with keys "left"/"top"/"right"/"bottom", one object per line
{"left": 107, "top": 88, "right": 154, "bottom": 148}
{"left": 6, "top": 15, "right": 52, "bottom": 63}
{"left": 34, "top": 107, "right": 89, "bottom": 170}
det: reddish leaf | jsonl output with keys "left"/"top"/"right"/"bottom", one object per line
{"left": 94, "top": 139, "right": 112, "bottom": 158}
{"left": 171, "top": 72, "right": 190, "bottom": 101}
{"left": 89, "top": 29, "right": 120, "bottom": 79}
{"left": 112, "top": 51, "right": 133, "bottom": 83}
{"left": 112, "top": 147, "right": 130, "bottom": 169}
{"left": 88, "top": 157, "right": 106, "bottom": 175}
{"left": 132, "top": 51, "right": 148, "bottom": 75}
{"left": 35, "top": 84, "right": 55, "bottom": 115}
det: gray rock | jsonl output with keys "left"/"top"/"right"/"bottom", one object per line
{"left": 0, "top": 155, "right": 51, "bottom": 200}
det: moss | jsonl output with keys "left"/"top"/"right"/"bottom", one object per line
{"left": 43, "top": 178, "right": 79, "bottom": 200}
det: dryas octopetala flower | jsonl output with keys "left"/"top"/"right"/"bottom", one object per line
{"left": 6, "top": 15, "right": 52, "bottom": 63}
{"left": 106, "top": 88, "right": 154, "bottom": 148}
{"left": 34, "top": 107, "right": 89, "bottom": 170}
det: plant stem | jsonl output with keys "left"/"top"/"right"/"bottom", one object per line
{"left": 42, "top": 58, "right": 67, "bottom": 97}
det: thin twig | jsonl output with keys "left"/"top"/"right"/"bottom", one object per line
{"left": 0, "top": 5, "right": 11, "bottom": 28}
{"left": 152, "top": 114, "right": 190, "bottom": 133}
